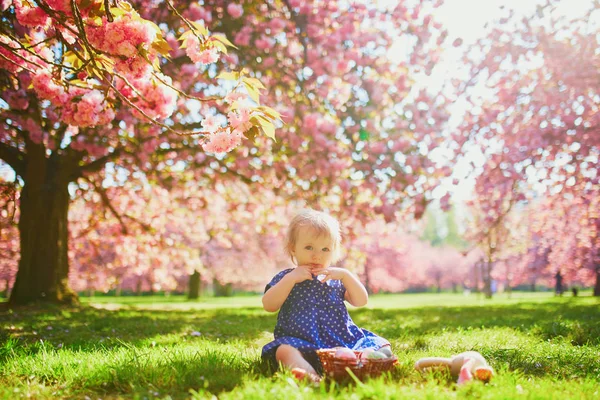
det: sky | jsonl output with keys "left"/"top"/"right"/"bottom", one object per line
{"left": 424, "top": 0, "right": 594, "bottom": 203}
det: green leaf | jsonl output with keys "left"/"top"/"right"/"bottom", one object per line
{"left": 178, "top": 30, "right": 194, "bottom": 44}
{"left": 212, "top": 33, "right": 238, "bottom": 49}
{"left": 216, "top": 71, "right": 239, "bottom": 81}
{"left": 255, "top": 105, "right": 281, "bottom": 121}
{"left": 190, "top": 21, "right": 209, "bottom": 37}
{"left": 260, "top": 121, "right": 276, "bottom": 141}
{"left": 118, "top": 1, "right": 133, "bottom": 11}
{"left": 244, "top": 126, "right": 260, "bottom": 141}
{"left": 251, "top": 115, "right": 277, "bottom": 141}
{"left": 211, "top": 40, "right": 228, "bottom": 55}
{"left": 152, "top": 38, "right": 172, "bottom": 57}
{"left": 109, "top": 7, "right": 127, "bottom": 18}
{"left": 242, "top": 77, "right": 266, "bottom": 90}
{"left": 97, "top": 55, "right": 115, "bottom": 73}
{"left": 243, "top": 82, "right": 260, "bottom": 104}
{"left": 359, "top": 128, "right": 370, "bottom": 141}
{"left": 146, "top": 20, "right": 163, "bottom": 35}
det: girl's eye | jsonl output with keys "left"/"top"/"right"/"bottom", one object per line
{"left": 305, "top": 246, "right": 313, "bottom": 250}
{"left": 322, "top": 248, "right": 330, "bottom": 252}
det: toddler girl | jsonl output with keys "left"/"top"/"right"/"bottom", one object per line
{"left": 261, "top": 209, "right": 390, "bottom": 382}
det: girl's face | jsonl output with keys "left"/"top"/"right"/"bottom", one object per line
{"left": 292, "top": 226, "right": 335, "bottom": 271}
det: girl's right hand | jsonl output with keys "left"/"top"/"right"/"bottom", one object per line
{"left": 288, "top": 265, "right": 314, "bottom": 283}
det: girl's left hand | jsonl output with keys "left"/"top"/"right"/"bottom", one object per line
{"left": 316, "top": 267, "right": 348, "bottom": 282}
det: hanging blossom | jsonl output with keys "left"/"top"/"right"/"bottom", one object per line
{"left": 202, "top": 127, "right": 243, "bottom": 154}
{"left": 201, "top": 114, "right": 221, "bottom": 133}
{"left": 227, "top": 4, "right": 244, "bottom": 19}
{"left": 115, "top": 74, "right": 177, "bottom": 120}
{"left": 227, "top": 108, "right": 252, "bottom": 135}
{"left": 31, "top": 71, "right": 115, "bottom": 127}
{"left": 62, "top": 90, "right": 116, "bottom": 128}
{"left": 86, "top": 13, "right": 157, "bottom": 58}
{"left": 183, "top": 35, "right": 221, "bottom": 65}
{"left": 13, "top": 0, "right": 51, "bottom": 27}
{"left": 0, "top": 35, "right": 39, "bottom": 73}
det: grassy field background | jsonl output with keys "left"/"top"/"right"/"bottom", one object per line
{"left": 1, "top": 292, "right": 598, "bottom": 399}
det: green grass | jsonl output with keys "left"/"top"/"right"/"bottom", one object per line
{"left": 1, "top": 292, "right": 599, "bottom": 399}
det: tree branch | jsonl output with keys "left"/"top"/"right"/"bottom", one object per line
{"left": 73, "top": 146, "right": 126, "bottom": 178}
{"left": 85, "top": 177, "right": 129, "bottom": 234}
{"left": 0, "top": 142, "right": 25, "bottom": 177}
{"left": 85, "top": 176, "right": 155, "bottom": 236}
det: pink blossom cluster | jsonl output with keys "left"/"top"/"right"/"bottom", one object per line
{"left": 20, "top": 117, "right": 43, "bottom": 144}
{"left": 255, "top": 35, "right": 276, "bottom": 51}
{"left": 233, "top": 26, "right": 253, "bottom": 47}
{"left": 62, "top": 90, "right": 116, "bottom": 128}
{"left": 32, "top": 72, "right": 115, "bottom": 127}
{"left": 114, "top": 55, "right": 154, "bottom": 79}
{"left": 227, "top": 4, "right": 244, "bottom": 19}
{"left": 0, "top": 35, "right": 38, "bottom": 73}
{"left": 200, "top": 114, "right": 221, "bottom": 133}
{"left": 116, "top": 74, "right": 177, "bottom": 120}
{"left": 185, "top": 3, "right": 212, "bottom": 23}
{"left": 227, "top": 108, "right": 252, "bottom": 135}
{"left": 183, "top": 35, "right": 221, "bottom": 65}
{"left": 202, "top": 127, "right": 243, "bottom": 153}
{"left": 32, "top": 71, "right": 68, "bottom": 102}
{"left": 69, "top": 136, "right": 110, "bottom": 158}
{"left": 13, "top": 0, "right": 50, "bottom": 28}
{"left": 87, "top": 14, "right": 157, "bottom": 58}
{"left": 3, "top": 89, "right": 29, "bottom": 110}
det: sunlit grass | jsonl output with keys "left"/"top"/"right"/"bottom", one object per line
{"left": 1, "top": 292, "right": 598, "bottom": 399}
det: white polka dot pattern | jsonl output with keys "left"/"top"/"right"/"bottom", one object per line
{"left": 261, "top": 269, "right": 390, "bottom": 370}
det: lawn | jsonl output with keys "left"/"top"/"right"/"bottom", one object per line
{"left": 1, "top": 292, "right": 599, "bottom": 399}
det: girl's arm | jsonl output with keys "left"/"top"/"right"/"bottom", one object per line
{"left": 262, "top": 267, "right": 311, "bottom": 312}
{"left": 342, "top": 270, "right": 368, "bottom": 307}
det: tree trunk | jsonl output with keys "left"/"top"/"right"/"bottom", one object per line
{"left": 115, "top": 279, "right": 122, "bottom": 297}
{"left": 473, "top": 261, "right": 480, "bottom": 293}
{"left": 530, "top": 280, "right": 536, "bottom": 292}
{"left": 483, "top": 261, "right": 492, "bottom": 299}
{"left": 363, "top": 258, "right": 372, "bottom": 294}
{"left": 9, "top": 171, "right": 77, "bottom": 305}
{"left": 213, "top": 278, "right": 233, "bottom": 297}
{"left": 188, "top": 270, "right": 201, "bottom": 300}
{"left": 3, "top": 278, "right": 10, "bottom": 298}
{"left": 594, "top": 264, "right": 600, "bottom": 297}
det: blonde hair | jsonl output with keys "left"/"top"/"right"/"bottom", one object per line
{"left": 285, "top": 209, "right": 342, "bottom": 264}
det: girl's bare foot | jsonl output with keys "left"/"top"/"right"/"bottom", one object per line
{"left": 291, "top": 367, "right": 322, "bottom": 384}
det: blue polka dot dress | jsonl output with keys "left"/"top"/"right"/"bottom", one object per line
{"left": 261, "top": 268, "right": 390, "bottom": 373}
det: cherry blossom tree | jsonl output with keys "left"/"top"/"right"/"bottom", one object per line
{"left": 452, "top": 1, "right": 599, "bottom": 295}
{"left": 343, "top": 218, "right": 474, "bottom": 293}
{"left": 2, "top": 0, "right": 454, "bottom": 304}
{"left": 0, "top": 0, "right": 279, "bottom": 305}
{"left": 151, "top": 0, "right": 452, "bottom": 222}
{"left": 522, "top": 188, "right": 598, "bottom": 292}
{"left": 0, "top": 173, "right": 18, "bottom": 296}
{"left": 66, "top": 177, "right": 298, "bottom": 296}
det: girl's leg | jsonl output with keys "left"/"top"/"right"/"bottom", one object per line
{"left": 275, "top": 345, "right": 320, "bottom": 381}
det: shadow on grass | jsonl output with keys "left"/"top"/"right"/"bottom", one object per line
{"left": 2, "top": 300, "right": 599, "bottom": 352}
{"left": 351, "top": 300, "right": 600, "bottom": 346}
{"left": 1, "top": 299, "right": 599, "bottom": 397}
{"left": 0, "top": 304, "right": 274, "bottom": 354}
